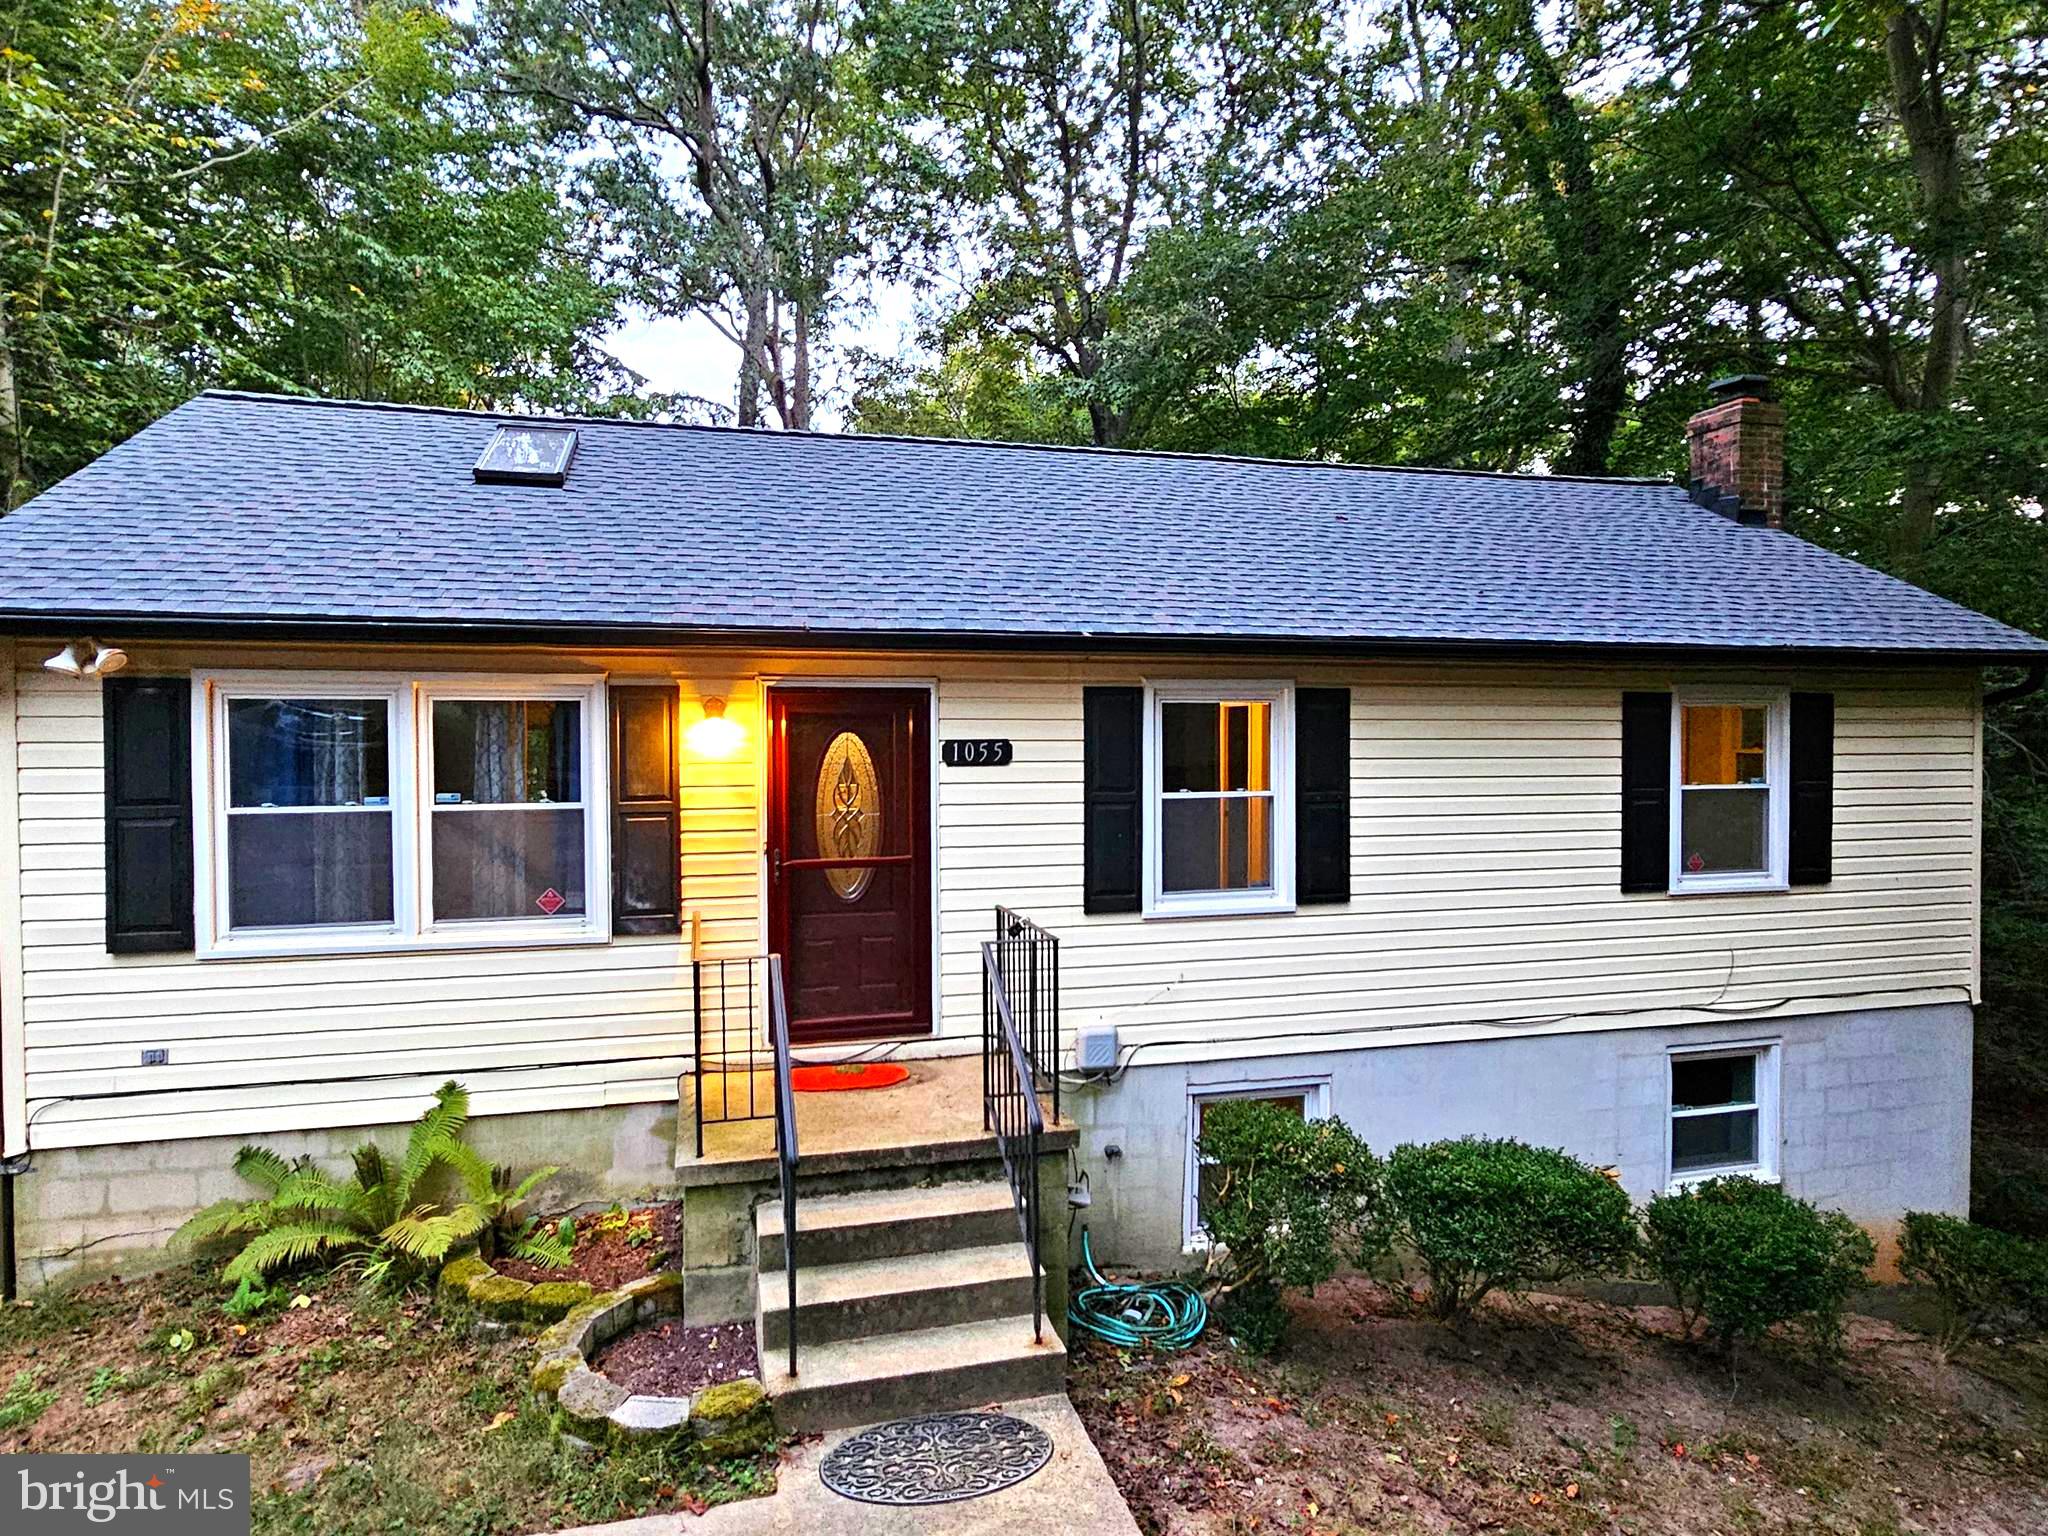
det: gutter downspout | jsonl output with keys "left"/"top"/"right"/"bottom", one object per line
{"left": 1985, "top": 663, "right": 2047, "bottom": 709}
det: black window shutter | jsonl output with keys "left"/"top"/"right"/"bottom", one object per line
{"left": 1788, "top": 692, "right": 1834, "bottom": 887}
{"left": 1295, "top": 687, "right": 1351, "bottom": 904}
{"left": 610, "top": 687, "right": 682, "bottom": 935}
{"left": 1620, "top": 691, "right": 1672, "bottom": 894}
{"left": 1082, "top": 686, "right": 1143, "bottom": 914}
{"left": 104, "top": 676, "right": 194, "bottom": 953}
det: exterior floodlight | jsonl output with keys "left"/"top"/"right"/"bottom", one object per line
{"left": 43, "top": 638, "right": 128, "bottom": 677}
{"left": 685, "top": 696, "right": 746, "bottom": 759}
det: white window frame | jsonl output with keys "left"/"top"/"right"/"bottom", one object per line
{"left": 1665, "top": 1040, "right": 1781, "bottom": 1192}
{"left": 1143, "top": 680, "right": 1295, "bottom": 918}
{"left": 194, "top": 670, "right": 610, "bottom": 958}
{"left": 1184, "top": 1077, "right": 1330, "bottom": 1249}
{"left": 1668, "top": 688, "right": 1789, "bottom": 895}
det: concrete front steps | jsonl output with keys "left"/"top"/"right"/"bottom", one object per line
{"left": 754, "top": 1180, "right": 1066, "bottom": 1431}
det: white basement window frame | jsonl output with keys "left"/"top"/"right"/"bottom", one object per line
{"left": 193, "top": 670, "right": 610, "bottom": 958}
{"left": 1666, "top": 1041, "right": 1781, "bottom": 1191}
{"left": 1668, "top": 688, "right": 1790, "bottom": 894}
{"left": 1184, "top": 1078, "right": 1331, "bottom": 1249}
{"left": 1143, "top": 680, "right": 1295, "bottom": 918}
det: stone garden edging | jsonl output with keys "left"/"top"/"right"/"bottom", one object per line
{"left": 521, "top": 1270, "right": 773, "bottom": 1455}
{"left": 437, "top": 1252, "right": 596, "bottom": 1330}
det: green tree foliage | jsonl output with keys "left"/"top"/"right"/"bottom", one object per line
{"left": 1, "top": 0, "right": 629, "bottom": 506}
{"left": 175, "top": 1081, "right": 569, "bottom": 1288}
{"left": 1383, "top": 1138, "right": 1637, "bottom": 1321}
{"left": 1193, "top": 1101, "right": 1389, "bottom": 1353}
{"left": 1897, "top": 1211, "right": 2048, "bottom": 1355}
{"left": 1641, "top": 1177, "right": 1875, "bottom": 1357}
{"left": 480, "top": 0, "right": 931, "bottom": 428}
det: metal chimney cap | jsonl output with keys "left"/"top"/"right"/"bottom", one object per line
{"left": 1707, "top": 373, "right": 1773, "bottom": 404}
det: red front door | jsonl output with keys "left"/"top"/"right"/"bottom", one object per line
{"left": 767, "top": 688, "right": 932, "bottom": 1042}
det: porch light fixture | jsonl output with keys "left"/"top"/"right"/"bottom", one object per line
{"left": 685, "top": 696, "right": 746, "bottom": 759}
{"left": 43, "top": 638, "right": 128, "bottom": 678}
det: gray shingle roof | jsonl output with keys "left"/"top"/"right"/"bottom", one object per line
{"left": 1, "top": 390, "right": 2041, "bottom": 659}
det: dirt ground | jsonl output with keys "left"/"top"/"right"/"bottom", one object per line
{"left": 1070, "top": 1276, "right": 2048, "bottom": 1536}
{"left": 0, "top": 1259, "right": 776, "bottom": 1536}
{"left": 592, "top": 1318, "right": 758, "bottom": 1397}
{"left": 495, "top": 1201, "right": 680, "bottom": 1289}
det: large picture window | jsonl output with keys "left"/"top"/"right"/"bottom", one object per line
{"left": 197, "top": 673, "right": 608, "bottom": 955}
{"left": 1145, "top": 683, "right": 1294, "bottom": 916}
{"left": 1670, "top": 691, "right": 1788, "bottom": 892}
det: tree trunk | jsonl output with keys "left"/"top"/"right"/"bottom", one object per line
{"left": 1883, "top": 2, "right": 1968, "bottom": 565}
{"left": 789, "top": 300, "right": 812, "bottom": 432}
{"left": 737, "top": 289, "right": 767, "bottom": 428}
{"left": 0, "top": 309, "right": 21, "bottom": 510}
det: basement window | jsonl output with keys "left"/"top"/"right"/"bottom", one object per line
{"left": 1667, "top": 1043, "right": 1780, "bottom": 1190}
{"left": 474, "top": 424, "right": 578, "bottom": 486}
{"left": 1184, "top": 1079, "right": 1329, "bottom": 1248}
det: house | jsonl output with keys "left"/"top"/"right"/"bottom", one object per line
{"left": 0, "top": 377, "right": 2040, "bottom": 1417}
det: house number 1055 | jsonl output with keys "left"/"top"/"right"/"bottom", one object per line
{"left": 942, "top": 738, "right": 1014, "bottom": 767}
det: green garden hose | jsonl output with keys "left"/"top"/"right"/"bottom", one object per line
{"left": 1067, "top": 1227, "right": 1208, "bottom": 1350}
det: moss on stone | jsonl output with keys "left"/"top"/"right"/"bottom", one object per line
{"left": 613, "top": 1271, "right": 683, "bottom": 1306}
{"left": 437, "top": 1254, "right": 492, "bottom": 1303}
{"left": 466, "top": 1274, "right": 534, "bottom": 1318}
{"left": 556, "top": 1367, "right": 631, "bottom": 1437}
{"left": 523, "top": 1280, "right": 595, "bottom": 1324}
{"left": 689, "top": 1378, "right": 773, "bottom": 1457}
{"left": 529, "top": 1350, "right": 581, "bottom": 1397}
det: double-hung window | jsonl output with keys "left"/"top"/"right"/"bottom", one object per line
{"left": 1670, "top": 691, "right": 1788, "bottom": 892}
{"left": 1667, "top": 1043, "right": 1780, "bottom": 1188}
{"left": 1185, "top": 1079, "right": 1329, "bottom": 1246}
{"left": 198, "top": 673, "right": 608, "bottom": 955}
{"left": 1145, "top": 683, "right": 1294, "bottom": 916}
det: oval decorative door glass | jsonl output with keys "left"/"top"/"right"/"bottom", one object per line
{"left": 815, "top": 730, "right": 881, "bottom": 901}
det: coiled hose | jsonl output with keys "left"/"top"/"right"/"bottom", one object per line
{"left": 1066, "top": 1227, "right": 1208, "bottom": 1349}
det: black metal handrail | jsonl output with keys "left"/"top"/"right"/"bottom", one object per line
{"left": 992, "top": 906, "right": 1060, "bottom": 1123}
{"left": 692, "top": 955, "right": 780, "bottom": 1157}
{"left": 691, "top": 953, "right": 800, "bottom": 1377}
{"left": 766, "top": 954, "right": 799, "bottom": 1380}
{"left": 982, "top": 940, "right": 1045, "bottom": 1344}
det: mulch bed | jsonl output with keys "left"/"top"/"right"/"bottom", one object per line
{"left": 494, "top": 1202, "right": 679, "bottom": 1290}
{"left": 590, "top": 1320, "right": 759, "bottom": 1397}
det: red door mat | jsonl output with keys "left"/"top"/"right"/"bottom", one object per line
{"left": 790, "top": 1063, "right": 911, "bottom": 1093}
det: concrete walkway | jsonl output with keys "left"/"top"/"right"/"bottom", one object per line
{"left": 552, "top": 1394, "right": 1140, "bottom": 1536}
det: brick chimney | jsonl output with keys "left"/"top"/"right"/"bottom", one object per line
{"left": 1687, "top": 374, "right": 1785, "bottom": 528}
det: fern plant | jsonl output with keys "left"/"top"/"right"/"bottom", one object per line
{"left": 174, "top": 1081, "right": 570, "bottom": 1287}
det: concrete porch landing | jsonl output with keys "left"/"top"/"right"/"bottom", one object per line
{"left": 677, "top": 1054, "right": 1074, "bottom": 1183}
{"left": 546, "top": 1393, "right": 1141, "bottom": 1536}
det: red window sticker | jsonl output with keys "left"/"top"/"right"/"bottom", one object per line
{"left": 1685, "top": 852, "right": 1706, "bottom": 873}
{"left": 536, "top": 888, "right": 566, "bottom": 916}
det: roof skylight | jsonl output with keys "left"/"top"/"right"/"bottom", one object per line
{"left": 474, "top": 425, "right": 577, "bottom": 486}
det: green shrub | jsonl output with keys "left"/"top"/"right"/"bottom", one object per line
{"left": 1195, "top": 1100, "right": 1389, "bottom": 1353}
{"left": 174, "top": 1080, "right": 568, "bottom": 1288}
{"left": 1898, "top": 1210, "right": 2048, "bottom": 1354}
{"left": 1383, "top": 1137, "right": 1637, "bottom": 1319}
{"left": 1642, "top": 1177, "right": 1874, "bottom": 1355}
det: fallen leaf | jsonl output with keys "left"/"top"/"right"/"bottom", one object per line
{"left": 289, "top": 1294, "right": 313, "bottom": 1310}
{"left": 1446, "top": 1451, "right": 1460, "bottom": 1467}
{"left": 1529, "top": 1492, "right": 1546, "bottom": 1506}
{"left": 1385, "top": 1412, "right": 1400, "bottom": 1426}
{"left": 1565, "top": 1482, "right": 1579, "bottom": 1499}
{"left": 484, "top": 1411, "right": 516, "bottom": 1433}
{"left": 1170, "top": 1373, "right": 1190, "bottom": 1388}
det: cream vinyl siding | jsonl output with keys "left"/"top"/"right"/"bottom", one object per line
{"left": 0, "top": 641, "right": 1981, "bottom": 1153}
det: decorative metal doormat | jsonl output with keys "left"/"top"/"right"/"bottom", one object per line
{"left": 818, "top": 1411, "right": 1054, "bottom": 1505}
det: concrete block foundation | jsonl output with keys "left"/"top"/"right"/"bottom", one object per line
{"left": 1066, "top": 1003, "right": 1973, "bottom": 1274}
{"left": 10, "top": 1100, "right": 680, "bottom": 1290}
